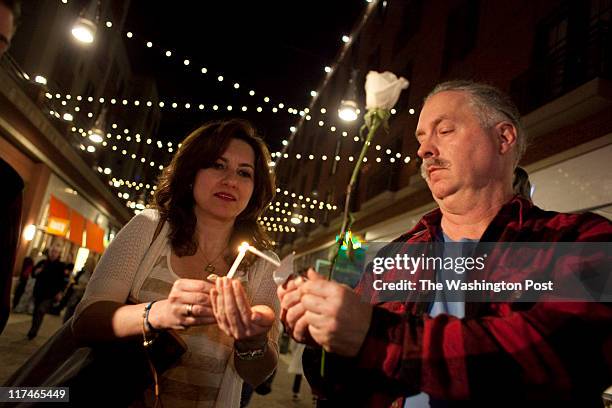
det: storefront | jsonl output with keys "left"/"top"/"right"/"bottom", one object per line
{"left": 23, "top": 172, "right": 118, "bottom": 274}
{"left": 1, "top": 58, "right": 130, "bottom": 279}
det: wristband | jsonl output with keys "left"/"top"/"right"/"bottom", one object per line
{"left": 144, "top": 300, "right": 159, "bottom": 332}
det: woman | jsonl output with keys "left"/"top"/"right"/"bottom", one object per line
{"left": 72, "top": 119, "right": 279, "bottom": 407}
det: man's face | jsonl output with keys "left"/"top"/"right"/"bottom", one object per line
{"left": 415, "top": 90, "right": 504, "bottom": 201}
{"left": 0, "top": 3, "right": 14, "bottom": 57}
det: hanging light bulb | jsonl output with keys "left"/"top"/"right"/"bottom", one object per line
{"left": 88, "top": 106, "right": 106, "bottom": 143}
{"left": 72, "top": 18, "right": 96, "bottom": 43}
{"left": 338, "top": 100, "right": 359, "bottom": 122}
{"left": 71, "top": 0, "right": 99, "bottom": 44}
{"left": 338, "top": 69, "right": 359, "bottom": 122}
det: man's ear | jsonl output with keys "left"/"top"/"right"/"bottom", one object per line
{"left": 495, "top": 121, "right": 517, "bottom": 156}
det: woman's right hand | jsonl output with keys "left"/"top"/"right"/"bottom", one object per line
{"left": 148, "top": 279, "right": 216, "bottom": 330}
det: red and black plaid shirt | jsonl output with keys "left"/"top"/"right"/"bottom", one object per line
{"left": 303, "top": 196, "right": 612, "bottom": 407}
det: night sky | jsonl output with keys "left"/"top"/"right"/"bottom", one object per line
{"left": 124, "top": 1, "right": 364, "bottom": 153}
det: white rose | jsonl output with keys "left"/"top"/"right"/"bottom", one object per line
{"left": 365, "top": 71, "right": 409, "bottom": 110}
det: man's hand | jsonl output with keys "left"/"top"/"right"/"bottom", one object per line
{"left": 297, "top": 269, "right": 373, "bottom": 357}
{"left": 277, "top": 273, "right": 311, "bottom": 343}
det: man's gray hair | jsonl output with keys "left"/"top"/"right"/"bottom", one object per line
{"left": 425, "top": 80, "right": 527, "bottom": 165}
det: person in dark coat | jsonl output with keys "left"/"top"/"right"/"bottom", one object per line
{"left": 27, "top": 244, "right": 66, "bottom": 339}
{"left": 12, "top": 256, "right": 33, "bottom": 309}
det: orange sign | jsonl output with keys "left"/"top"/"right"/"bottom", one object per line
{"left": 86, "top": 220, "right": 105, "bottom": 253}
{"left": 47, "top": 216, "right": 70, "bottom": 236}
{"left": 68, "top": 211, "right": 85, "bottom": 245}
{"left": 49, "top": 195, "right": 69, "bottom": 219}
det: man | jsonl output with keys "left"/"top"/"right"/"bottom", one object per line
{"left": 278, "top": 81, "right": 612, "bottom": 406}
{"left": 27, "top": 244, "right": 66, "bottom": 340}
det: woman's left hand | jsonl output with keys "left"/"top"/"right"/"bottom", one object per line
{"left": 210, "top": 277, "right": 275, "bottom": 341}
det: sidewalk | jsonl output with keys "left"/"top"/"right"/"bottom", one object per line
{"left": 0, "top": 312, "right": 314, "bottom": 407}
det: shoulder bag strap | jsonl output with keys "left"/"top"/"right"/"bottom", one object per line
{"left": 150, "top": 218, "right": 165, "bottom": 248}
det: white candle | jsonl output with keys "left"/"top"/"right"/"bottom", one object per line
{"left": 227, "top": 242, "right": 249, "bottom": 279}
{"left": 245, "top": 245, "right": 281, "bottom": 267}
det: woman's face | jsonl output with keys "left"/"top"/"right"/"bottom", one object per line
{"left": 192, "top": 138, "right": 256, "bottom": 222}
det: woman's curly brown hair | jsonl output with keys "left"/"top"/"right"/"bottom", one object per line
{"left": 152, "top": 119, "right": 275, "bottom": 257}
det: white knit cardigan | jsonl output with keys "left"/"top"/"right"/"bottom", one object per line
{"left": 73, "top": 209, "right": 281, "bottom": 407}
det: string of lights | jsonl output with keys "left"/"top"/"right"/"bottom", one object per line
{"left": 258, "top": 220, "right": 298, "bottom": 233}
{"left": 65, "top": 114, "right": 411, "bottom": 167}
{"left": 274, "top": 188, "right": 336, "bottom": 208}
{"left": 44, "top": 91, "right": 308, "bottom": 116}
{"left": 56, "top": 0, "right": 393, "bottom": 171}
{"left": 69, "top": 125, "right": 178, "bottom": 154}
{"left": 268, "top": 205, "right": 317, "bottom": 223}
{"left": 56, "top": 0, "right": 304, "bottom": 113}
{"left": 270, "top": 152, "right": 412, "bottom": 165}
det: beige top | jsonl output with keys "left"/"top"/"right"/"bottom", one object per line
{"left": 73, "top": 209, "right": 280, "bottom": 408}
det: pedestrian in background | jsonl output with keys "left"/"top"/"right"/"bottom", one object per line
{"left": 11, "top": 255, "right": 33, "bottom": 310}
{"left": 27, "top": 243, "right": 66, "bottom": 340}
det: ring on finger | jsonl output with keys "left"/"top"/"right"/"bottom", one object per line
{"left": 186, "top": 303, "right": 194, "bottom": 317}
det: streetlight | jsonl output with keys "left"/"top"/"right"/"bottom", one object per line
{"left": 72, "top": 0, "right": 99, "bottom": 44}
{"left": 338, "top": 69, "right": 359, "bottom": 122}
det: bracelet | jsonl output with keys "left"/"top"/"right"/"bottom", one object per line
{"left": 234, "top": 341, "right": 268, "bottom": 361}
{"left": 144, "top": 301, "right": 159, "bottom": 332}
{"left": 142, "top": 301, "right": 159, "bottom": 348}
